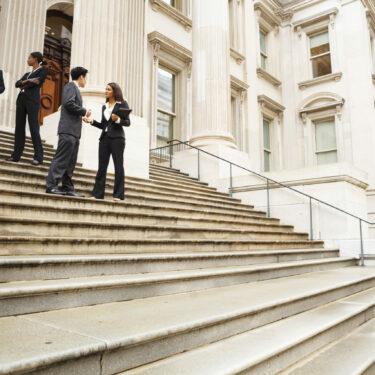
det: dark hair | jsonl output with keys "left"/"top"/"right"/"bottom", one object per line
{"left": 30, "top": 51, "right": 47, "bottom": 66}
{"left": 106, "top": 82, "right": 125, "bottom": 103}
{"left": 70, "top": 66, "right": 88, "bottom": 81}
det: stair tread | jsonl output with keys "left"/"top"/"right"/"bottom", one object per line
{"left": 286, "top": 317, "right": 375, "bottom": 375}
{"left": 124, "top": 286, "right": 375, "bottom": 375}
{"left": 0, "top": 267, "right": 374, "bottom": 374}
{"left": 0, "top": 257, "right": 352, "bottom": 296}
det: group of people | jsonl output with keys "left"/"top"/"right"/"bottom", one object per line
{"left": 0, "top": 52, "right": 131, "bottom": 201}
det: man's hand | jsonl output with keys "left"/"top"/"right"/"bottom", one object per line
{"left": 85, "top": 109, "right": 92, "bottom": 118}
{"left": 111, "top": 114, "right": 120, "bottom": 122}
{"left": 83, "top": 115, "right": 92, "bottom": 124}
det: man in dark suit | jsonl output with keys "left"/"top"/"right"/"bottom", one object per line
{"left": 46, "top": 66, "right": 91, "bottom": 196}
{"left": 0, "top": 70, "right": 4, "bottom": 94}
{"left": 7, "top": 52, "right": 47, "bottom": 165}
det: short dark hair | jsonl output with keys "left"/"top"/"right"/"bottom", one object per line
{"left": 70, "top": 67, "right": 88, "bottom": 81}
{"left": 30, "top": 51, "right": 47, "bottom": 66}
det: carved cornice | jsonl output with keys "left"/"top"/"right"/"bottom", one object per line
{"left": 148, "top": 31, "right": 192, "bottom": 63}
{"left": 258, "top": 94, "right": 285, "bottom": 113}
{"left": 254, "top": 1, "right": 282, "bottom": 28}
{"left": 298, "top": 72, "right": 343, "bottom": 90}
{"left": 230, "top": 75, "right": 249, "bottom": 92}
{"left": 230, "top": 48, "right": 246, "bottom": 64}
{"left": 293, "top": 7, "right": 339, "bottom": 31}
{"left": 149, "top": 0, "right": 192, "bottom": 31}
{"left": 257, "top": 67, "right": 282, "bottom": 87}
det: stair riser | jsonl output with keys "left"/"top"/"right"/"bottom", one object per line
{"left": 0, "top": 193, "right": 273, "bottom": 222}
{"left": 0, "top": 135, "right": 49, "bottom": 147}
{"left": 0, "top": 260, "right": 356, "bottom": 318}
{"left": 0, "top": 168, "right": 239, "bottom": 204}
{"left": 245, "top": 307, "right": 375, "bottom": 375}
{"left": 0, "top": 144, "right": 55, "bottom": 158}
{"left": 0, "top": 251, "right": 339, "bottom": 282}
{"left": 0, "top": 240, "right": 323, "bottom": 255}
{"left": 0, "top": 205, "right": 288, "bottom": 231}
{"left": 0, "top": 141, "right": 55, "bottom": 155}
{"left": 27, "top": 277, "right": 375, "bottom": 374}
{"left": 0, "top": 222, "right": 306, "bottom": 240}
{"left": 0, "top": 176, "right": 250, "bottom": 211}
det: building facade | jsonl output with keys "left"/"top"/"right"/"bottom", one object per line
{"left": 1, "top": 0, "right": 375, "bottom": 254}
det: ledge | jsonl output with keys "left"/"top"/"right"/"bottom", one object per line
{"left": 230, "top": 75, "right": 249, "bottom": 92}
{"left": 256, "top": 67, "right": 282, "bottom": 87}
{"left": 230, "top": 48, "right": 245, "bottom": 64}
{"left": 257, "top": 94, "right": 285, "bottom": 114}
{"left": 293, "top": 7, "right": 339, "bottom": 30}
{"left": 298, "top": 72, "right": 343, "bottom": 90}
{"left": 150, "top": 0, "right": 192, "bottom": 31}
{"left": 254, "top": 2, "right": 281, "bottom": 28}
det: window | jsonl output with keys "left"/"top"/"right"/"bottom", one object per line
{"left": 309, "top": 30, "right": 332, "bottom": 78}
{"left": 231, "top": 96, "right": 239, "bottom": 144}
{"left": 263, "top": 118, "right": 271, "bottom": 172}
{"left": 259, "top": 29, "right": 268, "bottom": 70}
{"left": 161, "top": 0, "right": 175, "bottom": 6}
{"left": 157, "top": 67, "right": 176, "bottom": 147}
{"left": 314, "top": 119, "right": 337, "bottom": 165}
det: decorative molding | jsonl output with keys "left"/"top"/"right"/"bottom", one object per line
{"left": 254, "top": 1, "right": 282, "bottom": 28}
{"left": 230, "top": 48, "right": 245, "bottom": 64}
{"left": 230, "top": 75, "right": 249, "bottom": 92}
{"left": 293, "top": 7, "right": 339, "bottom": 31}
{"left": 258, "top": 94, "right": 285, "bottom": 114}
{"left": 275, "top": 9, "right": 294, "bottom": 24}
{"left": 148, "top": 31, "right": 192, "bottom": 64}
{"left": 298, "top": 72, "right": 343, "bottom": 90}
{"left": 256, "top": 67, "right": 282, "bottom": 87}
{"left": 149, "top": 0, "right": 192, "bottom": 31}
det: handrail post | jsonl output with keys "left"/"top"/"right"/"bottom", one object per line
{"left": 229, "top": 163, "right": 233, "bottom": 197}
{"left": 266, "top": 179, "right": 270, "bottom": 218}
{"left": 359, "top": 219, "right": 365, "bottom": 266}
{"left": 197, "top": 149, "right": 200, "bottom": 180}
{"left": 169, "top": 143, "right": 172, "bottom": 168}
{"left": 309, "top": 197, "right": 313, "bottom": 240}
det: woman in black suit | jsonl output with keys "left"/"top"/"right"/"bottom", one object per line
{"left": 7, "top": 52, "right": 47, "bottom": 165}
{"left": 87, "top": 82, "right": 130, "bottom": 201}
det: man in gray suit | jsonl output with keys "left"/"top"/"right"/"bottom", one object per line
{"left": 46, "top": 67, "right": 91, "bottom": 196}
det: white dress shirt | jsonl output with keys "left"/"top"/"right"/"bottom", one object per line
{"left": 103, "top": 102, "right": 121, "bottom": 131}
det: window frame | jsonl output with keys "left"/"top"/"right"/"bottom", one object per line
{"left": 308, "top": 29, "right": 332, "bottom": 79}
{"left": 313, "top": 117, "right": 338, "bottom": 165}
{"left": 259, "top": 28, "right": 268, "bottom": 70}
{"left": 262, "top": 116, "right": 272, "bottom": 172}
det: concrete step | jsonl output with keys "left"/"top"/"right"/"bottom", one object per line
{"left": 1, "top": 267, "right": 374, "bottom": 374}
{"left": 0, "top": 163, "right": 240, "bottom": 204}
{"left": 0, "top": 236, "right": 324, "bottom": 255}
{"left": 0, "top": 137, "right": 54, "bottom": 151}
{"left": 0, "top": 144, "right": 55, "bottom": 159}
{"left": 0, "top": 258, "right": 356, "bottom": 317}
{"left": 0, "top": 176, "right": 262, "bottom": 214}
{"left": 149, "top": 163, "right": 188, "bottom": 175}
{"left": 0, "top": 249, "right": 340, "bottom": 282}
{"left": 283, "top": 316, "right": 375, "bottom": 375}
{"left": 0, "top": 216, "right": 308, "bottom": 241}
{"left": 0, "top": 187, "right": 272, "bottom": 223}
{"left": 0, "top": 141, "right": 55, "bottom": 156}
{"left": 0, "top": 130, "right": 49, "bottom": 145}
{"left": 0, "top": 201, "right": 287, "bottom": 231}
{"left": 126, "top": 286, "right": 375, "bottom": 375}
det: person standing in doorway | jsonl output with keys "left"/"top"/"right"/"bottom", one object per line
{"left": 6, "top": 52, "right": 47, "bottom": 165}
{"left": 46, "top": 66, "right": 91, "bottom": 196}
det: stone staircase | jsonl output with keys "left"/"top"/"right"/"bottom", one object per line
{"left": 0, "top": 130, "right": 374, "bottom": 374}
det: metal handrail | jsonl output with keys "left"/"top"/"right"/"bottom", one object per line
{"left": 150, "top": 139, "right": 374, "bottom": 265}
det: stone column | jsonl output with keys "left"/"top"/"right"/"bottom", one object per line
{"left": 0, "top": 0, "right": 46, "bottom": 130}
{"left": 190, "top": 0, "right": 235, "bottom": 148}
{"left": 70, "top": 0, "right": 144, "bottom": 115}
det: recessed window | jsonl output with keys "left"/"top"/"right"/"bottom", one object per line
{"left": 157, "top": 67, "right": 176, "bottom": 147}
{"left": 259, "top": 29, "right": 268, "bottom": 70}
{"left": 314, "top": 119, "right": 337, "bottom": 165}
{"left": 309, "top": 30, "right": 332, "bottom": 78}
{"left": 263, "top": 118, "right": 271, "bottom": 172}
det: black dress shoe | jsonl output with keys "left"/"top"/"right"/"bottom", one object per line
{"left": 46, "top": 187, "right": 66, "bottom": 196}
{"left": 65, "top": 190, "right": 84, "bottom": 197}
{"left": 31, "top": 160, "right": 43, "bottom": 166}
{"left": 5, "top": 157, "right": 18, "bottom": 163}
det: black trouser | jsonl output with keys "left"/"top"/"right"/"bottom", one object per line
{"left": 46, "top": 133, "right": 80, "bottom": 192}
{"left": 12, "top": 93, "right": 44, "bottom": 162}
{"left": 92, "top": 134, "right": 125, "bottom": 200}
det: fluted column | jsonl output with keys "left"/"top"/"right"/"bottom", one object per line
{"left": 0, "top": 0, "right": 46, "bottom": 129}
{"left": 190, "top": 0, "right": 235, "bottom": 148}
{"left": 70, "top": 0, "right": 144, "bottom": 115}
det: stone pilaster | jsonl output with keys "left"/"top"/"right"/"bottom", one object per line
{"left": 70, "top": 0, "right": 144, "bottom": 115}
{"left": 190, "top": 0, "right": 235, "bottom": 148}
{"left": 0, "top": 0, "right": 46, "bottom": 130}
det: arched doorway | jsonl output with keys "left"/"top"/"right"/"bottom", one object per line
{"left": 40, "top": 2, "right": 73, "bottom": 124}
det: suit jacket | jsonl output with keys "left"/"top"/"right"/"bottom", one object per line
{"left": 15, "top": 67, "right": 47, "bottom": 104}
{"left": 91, "top": 101, "right": 131, "bottom": 140}
{"left": 58, "top": 81, "right": 87, "bottom": 139}
{"left": 0, "top": 70, "right": 4, "bottom": 94}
